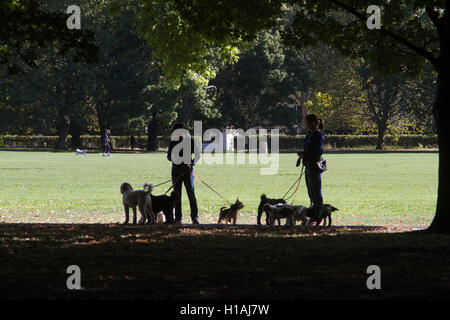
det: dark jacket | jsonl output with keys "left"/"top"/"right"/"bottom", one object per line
{"left": 303, "top": 130, "right": 325, "bottom": 166}
{"left": 167, "top": 136, "right": 200, "bottom": 167}
{"left": 103, "top": 133, "right": 111, "bottom": 146}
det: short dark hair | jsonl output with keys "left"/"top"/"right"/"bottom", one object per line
{"left": 170, "top": 122, "right": 186, "bottom": 134}
{"left": 305, "top": 114, "right": 324, "bottom": 130}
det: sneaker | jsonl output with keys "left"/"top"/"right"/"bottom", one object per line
{"left": 107, "top": 154, "right": 112, "bottom": 157}
{"left": 102, "top": 154, "right": 106, "bottom": 157}
{"left": 192, "top": 217, "right": 200, "bottom": 225}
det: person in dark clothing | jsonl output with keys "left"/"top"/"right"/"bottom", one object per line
{"left": 298, "top": 114, "right": 325, "bottom": 208}
{"left": 167, "top": 122, "right": 201, "bottom": 224}
{"left": 130, "top": 135, "right": 136, "bottom": 150}
{"left": 103, "top": 129, "right": 111, "bottom": 157}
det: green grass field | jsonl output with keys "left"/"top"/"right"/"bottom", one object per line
{"left": 1, "top": 150, "right": 448, "bottom": 300}
{"left": 0, "top": 151, "right": 438, "bottom": 226}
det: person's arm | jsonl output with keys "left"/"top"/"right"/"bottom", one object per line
{"left": 309, "top": 132, "right": 324, "bottom": 162}
{"left": 191, "top": 137, "right": 201, "bottom": 166}
{"left": 167, "top": 141, "right": 174, "bottom": 161}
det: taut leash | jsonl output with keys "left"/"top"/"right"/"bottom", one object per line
{"left": 153, "top": 178, "right": 172, "bottom": 188}
{"left": 282, "top": 164, "right": 305, "bottom": 204}
{"left": 289, "top": 165, "right": 305, "bottom": 205}
{"left": 190, "top": 171, "right": 232, "bottom": 206}
{"left": 163, "top": 165, "right": 192, "bottom": 195}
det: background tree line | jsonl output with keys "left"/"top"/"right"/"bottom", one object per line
{"left": 0, "top": 0, "right": 437, "bottom": 152}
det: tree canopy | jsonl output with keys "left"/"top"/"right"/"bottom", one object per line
{"left": 0, "top": 0, "right": 99, "bottom": 74}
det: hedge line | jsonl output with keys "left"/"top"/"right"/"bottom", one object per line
{"left": 0, "top": 134, "right": 438, "bottom": 150}
{"left": 0, "top": 135, "right": 169, "bottom": 150}
{"left": 278, "top": 135, "right": 438, "bottom": 150}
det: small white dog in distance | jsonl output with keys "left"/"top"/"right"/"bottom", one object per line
{"left": 76, "top": 149, "right": 88, "bottom": 156}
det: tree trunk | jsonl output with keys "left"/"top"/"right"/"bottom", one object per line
{"left": 99, "top": 123, "right": 106, "bottom": 151}
{"left": 376, "top": 122, "right": 387, "bottom": 150}
{"left": 55, "top": 113, "right": 70, "bottom": 150}
{"left": 177, "top": 95, "right": 194, "bottom": 124}
{"left": 147, "top": 112, "right": 158, "bottom": 151}
{"left": 428, "top": 61, "right": 450, "bottom": 233}
{"left": 70, "top": 121, "right": 82, "bottom": 148}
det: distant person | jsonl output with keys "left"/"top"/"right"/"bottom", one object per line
{"left": 297, "top": 114, "right": 325, "bottom": 209}
{"left": 167, "top": 122, "right": 200, "bottom": 225}
{"left": 103, "top": 129, "right": 111, "bottom": 157}
{"left": 130, "top": 134, "right": 136, "bottom": 150}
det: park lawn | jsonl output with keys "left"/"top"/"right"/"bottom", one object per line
{"left": 0, "top": 151, "right": 438, "bottom": 227}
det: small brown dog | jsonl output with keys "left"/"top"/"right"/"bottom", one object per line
{"left": 257, "top": 194, "right": 286, "bottom": 225}
{"left": 218, "top": 199, "right": 244, "bottom": 224}
{"left": 303, "top": 204, "right": 338, "bottom": 227}
{"left": 263, "top": 204, "right": 297, "bottom": 226}
{"left": 120, "top": 182, "right": 155, "bottom": 225}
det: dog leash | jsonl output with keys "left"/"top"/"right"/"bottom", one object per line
{"left": 289, "top": 167, "right": 304, "bottom": 206}
{"left": 163, "top": 166, "right": 193, "bottom": 195}
{"left": 152, "top": 174, "right": 184, "bottom": 192}
{"left": 190, "top": 172, "right": 232, "bottom": 206}
{"left": 153, "top": 178, "right": 172, "bottom": 188}
{"left": 282, "top": 164, "right": 305, "bottom": 204}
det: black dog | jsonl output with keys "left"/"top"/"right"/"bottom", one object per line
{"left": 257, "top": 194, "right": 286, "bottom": 225}
{"left": 304, "top": 204, "right": 338, "bottom": 227}
{"left": 143, "top": 191, "right": 179, "bottom": 224}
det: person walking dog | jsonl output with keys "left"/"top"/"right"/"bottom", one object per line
{"left": 298, "top": 114, "right": 325, "bottom": 209}
{"left": 103, "top": 129, "right": 112, "bottom": 157}
{"left": 167, "top": 122, "right": 200, "bottom": 225}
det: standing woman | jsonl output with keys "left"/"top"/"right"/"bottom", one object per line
{"left": 298, "top": 114, "right": 325, "bottom": 208}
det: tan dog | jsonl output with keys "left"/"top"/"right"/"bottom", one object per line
{"left": 218, "top": 199, "right": 244, "bottom": 224}
{"left": 120, "top": 182, "right": 155, "bottom": 225}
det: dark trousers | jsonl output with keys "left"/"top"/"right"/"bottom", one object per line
{"left": 104, "top": 143, "right": 110, "bottom": 154}
{"left": 305, "top": 165, "right": 323, "bottom": 207}
{"left": 172, "top": 165, "right": 198, "bottom": 221}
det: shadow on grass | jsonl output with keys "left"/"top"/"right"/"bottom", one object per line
{"left": 0, "top": 224, "right": 449, "bottom": 299}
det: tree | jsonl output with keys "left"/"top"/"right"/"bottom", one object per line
{"left": 209, "top": 29, "right": 309, "bottom": 131}
{"left": 1, "top": 0, "right": 100, "bottom": 148}
{"left": 0, "top": 0, "right": 98, "bottom": 74}
{"left": 0, "top": 49, "right": 95, "bottom": 149}
{"left": 402, "top": 63, "right": 438, "bottom": 135}
{"left": 141, "top": 76, "right": 179, "bottom": 151}
{"left": 138, "top": 0, "right": 449, "bottom": 232}
{"left": 304, "top": 44, "right": 366, "bottom": 134}
{"left": 142, "top": 75, "right": 220, "bottom": 151}
{"left": 76, "top": 0, "right": 157, "bottom": 148}
{"left": 358, "top": 64, "right": 406, "bottom": 150}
